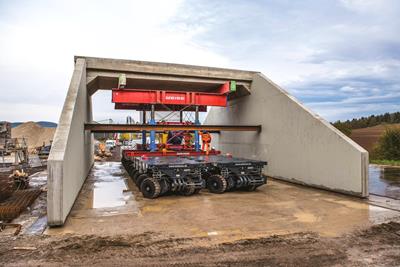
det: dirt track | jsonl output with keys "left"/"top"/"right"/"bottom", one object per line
{"left": 1, "top": 222, "right": 400, "bottom": 266}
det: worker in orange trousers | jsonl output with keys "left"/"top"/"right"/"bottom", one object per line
{"left": 201, "top": 131, "right": 211, "bottom": 154}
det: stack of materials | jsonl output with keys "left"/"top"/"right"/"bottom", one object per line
{"left": 11, "top": 122, "right": 55, "bottom": 149}
{"left": 0, "top": 189, "right": 42, "bottom": 221}
{"left": 0, "top": 176, "right": 14, "bottom": 201}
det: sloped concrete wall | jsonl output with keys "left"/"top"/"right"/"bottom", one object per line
{"left": 48, "top": 58, "right": 93, "bottom": 226}
{"left": 206, "top": 73, "right": 368, "bottom": 197}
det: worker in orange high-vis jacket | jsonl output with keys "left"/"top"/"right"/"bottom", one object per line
{"left": 183, "top": 131, "right": 192, "bottom": 149}
{"left": 201, "top": 131, "right": 212, "bottom": 153}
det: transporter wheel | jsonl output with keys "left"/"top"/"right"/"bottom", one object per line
{"left": 159, "top": 178, "right": 170, "bottom": 195}
{"left": 245, "top": 184, "right": 257, "bottom": 191}
{"left": 202, "top": 171, "right": 211, "bottom": 180}
{"left": 136, "top": 174, "right": 148, "bottom": 187}
{"left": 121, "top": 157, "right": 128, "bottom": 168}
{"left": 207, "top": 175, "right": 227, "bottom": 194}
{"left": 180, "top": 177, "right": 196, "bottom": 196}
{"left": 127, "top": 164, "right": 136, "bottom": 177}
{"left": 133, "top": 171, "right": 142, "bottom": 184}
{"left": 140, "top": 178, "right": 161, "bottom": 199}
{"left": 130, "top": 169, "right": 138, "bottom": 182}
{"left": 225, "top": 175, "right": 236, "bottom": 191}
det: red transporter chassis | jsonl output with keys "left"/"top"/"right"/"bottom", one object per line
{"left": 123, "top": 149, "right": 221, "bottom": 158}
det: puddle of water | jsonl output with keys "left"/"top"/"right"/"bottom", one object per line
{"left": 29, "top": 171, "right": 47, "bottom": 188}
{"left": 368, "top": 205, "right": 400, "bottom": 224}
{"left": 25, "top": 216, "right": 48, "bottom": 235}
{"left": 93, "top": 180, "right": 128, "bottom": 208}
{"left": 369, "top": 165, "right": 400, "bottom": 199}
{"left": 87, "top": 162, "right": 136, "bottom": 209}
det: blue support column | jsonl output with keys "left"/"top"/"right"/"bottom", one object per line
{"left": 142, "top": 130, "right": 146, "bottom": 147}
{"left": 141, "top": 111, "right": 146, "bottom": 149}
{"left": 150, "top": 105, "right": 156, "bottom": 152}
{"left": 194, "top": 106, "right": 200, "bottom": 151}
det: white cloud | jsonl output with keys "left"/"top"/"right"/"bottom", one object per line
{"left": 339, "top": 0, "right": 396, "bottom": 13}
{"left": 0, "top": 0, "right": 230, "bottom": 122}
{"left": 0, "top": 0, "right": 399, "bottom": 122}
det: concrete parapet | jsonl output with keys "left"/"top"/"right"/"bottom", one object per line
{"left": 47, "top": 58, "right": 93, "bottom": 226}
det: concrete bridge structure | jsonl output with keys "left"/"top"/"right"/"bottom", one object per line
{"left": 48, "top": 56, "right": 368, "bottom": 226}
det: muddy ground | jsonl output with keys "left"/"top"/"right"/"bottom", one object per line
{"left": 0, "top": 222, "right": 399, "bottom": 266}
{"left": 2, "top": 149, "right": 400, "bottom": 266}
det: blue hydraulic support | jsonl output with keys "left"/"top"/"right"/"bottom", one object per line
{"left": 194, "top": 106, "right": 200, "bottom": 151}
{"left": 149, "top": 105, "right": 157, "bottom": 151}
{"left": 141, "top": 111, "right": 146, "bottom": 148}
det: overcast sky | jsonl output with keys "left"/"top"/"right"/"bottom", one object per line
{"left": 0, "top": 0, "right": 399, "bottom": 123}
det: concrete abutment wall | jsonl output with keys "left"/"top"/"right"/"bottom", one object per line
{"left": 206, "top": 73, "right": 369, "bottom": 197}
{"left": 47, "top": 58, "right": 93, "bottom": 226}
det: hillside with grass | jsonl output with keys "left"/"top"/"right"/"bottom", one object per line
{"left": 333, "top": 112, "right": 400, "bottom": 166}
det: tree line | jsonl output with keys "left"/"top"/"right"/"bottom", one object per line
{"left": 332, "top": 111, "right": 400, "bottom": 136}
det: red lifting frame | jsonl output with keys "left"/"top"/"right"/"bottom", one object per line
{"left": 112, "top": 82, "right": 230, "bottom": 108}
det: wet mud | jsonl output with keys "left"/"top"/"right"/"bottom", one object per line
{"left": 45, "top": 161, "right": 400, "bottom": 242}
{"left": 2, "top": 153, "right": 400, "bottom": 265}
{"left": 1, "top": 222, "right": 400, "bottom": 266}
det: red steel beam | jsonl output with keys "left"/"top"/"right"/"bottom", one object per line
{"left": 112, "top": 82, "right": 230, "bottom": 108}
{"left": 114, "top": 103, "right": 208, "bottom": 111}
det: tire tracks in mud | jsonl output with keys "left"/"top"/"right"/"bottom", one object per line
{"left": 1, "top": 222, "right": 400, "bottom": 266}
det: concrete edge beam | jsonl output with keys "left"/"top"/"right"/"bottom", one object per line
{"left": 86, "top": 71, "right": 252, "bottom": 99}
{"left": 76, "top": 56, "right": 258, "bottom": 81}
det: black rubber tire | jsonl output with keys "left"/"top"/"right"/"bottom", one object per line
{"left": 127, "top": 164, "right": 136, "bottom": 177}
{"left": 140, "top": 178, "right": 161, "bottom": 199}
{"left": 121, "top": 157, "right": 128, "bottom": 168}
{"left": 202, "top": 171, "right": 211, "bottom": 180}
{"left": 207, "top": 175, "right": 227, "bottom": 194}
{"left": 130, "top": 169, "right": 138, "bottom": 183}
{"left": 159, "top": 178, "right": 170, "bottom": 195}
{"left": 245, "top": 184, "right": 257, "bottom": 191}
{"left": 133, "top": 171, "right": 141, "bottom": 183}
{"left": 225, "top": 175, "right": 236, "bottom": 191}
{"left": 136, "top": 174, "right": 149, "bottom": 188}
{"left": 194, "top": 188, "right": 202, "bottom": 194}
{"left": 180, "top": 177, "right": 196, "bottom": 196}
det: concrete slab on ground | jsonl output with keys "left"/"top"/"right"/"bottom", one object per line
{"left": 46, "top": 162, "right": 400, "bottom": 242}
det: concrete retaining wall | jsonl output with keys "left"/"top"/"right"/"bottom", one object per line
{"left": 206, "top": 73, "right": 369, "bottom": 197}
{"left": 47, "top": 58, "right": 93, "bottom": 226}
